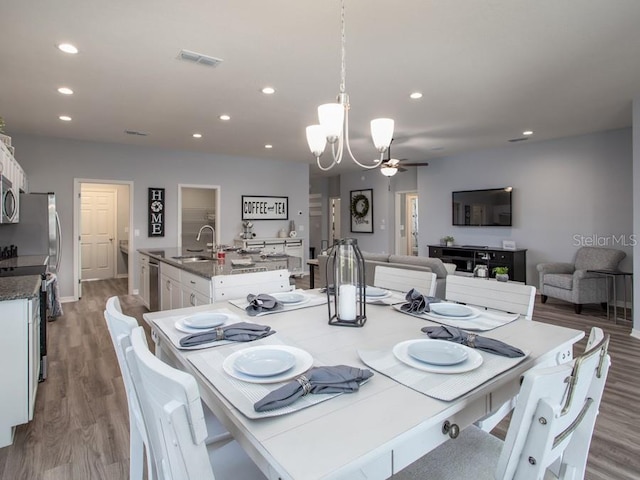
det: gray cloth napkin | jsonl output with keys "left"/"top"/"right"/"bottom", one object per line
{"left": 245, "top": 293, "right": 283, "bottom": 316}
{"left": 254, "top": 365, "right": 374, "bottom": 412}
{"left": 179, "top": 322, "right": 275, "bottom": 347}
{"left": 422, "top": 325, "right": 525, "bottom": 357}
{"left": 401, "top": 288, "right": 442, "bottom": 313}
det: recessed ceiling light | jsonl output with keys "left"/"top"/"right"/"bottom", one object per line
{"left": 523, "top": 130, "right": 533, "bottom": 136}
{"left": 409, "top": 92, "right": 423, "bottom": 99}
{"left": 59, "top": 115, "right": 72, "bottom": 122}
{"left": 57, "top": 87, "right": 74, "bottom": 95}
{"left": 262, "top": 87, "right": 276, "bottom": 95}
{"left": 57, "top": 43, "right": 78, "bottom": 54}
{"left": 192, "top": 133, "right": 202, "bottom": 138}
{"left": 219, "top": 114, "right": 231, "bottom": 121}
{"left": 264, "top": 144, "right": 273, "bottom": 149}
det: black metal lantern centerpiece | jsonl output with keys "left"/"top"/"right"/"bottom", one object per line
{"left": 325, "top": 238, "right": 367, "bottom": 327}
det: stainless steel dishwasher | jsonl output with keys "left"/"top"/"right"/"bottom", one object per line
{"left": 148, "top": 258, "right": 160, "bottom": 311}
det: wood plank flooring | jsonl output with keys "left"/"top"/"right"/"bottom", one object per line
{"left": 0, "top": 275, "right": 638, "bottom": 479}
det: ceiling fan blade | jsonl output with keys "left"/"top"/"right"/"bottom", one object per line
{"left": 398, "top": 166, "right": 408, "bottom": 172}
{"left": 401, "top": 162, "right": 430, "bottom": 167}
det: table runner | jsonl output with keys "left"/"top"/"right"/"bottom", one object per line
{"left": 392, "top": 304, "right": 520, "bottom": 331}
{"left": 188, "top": 337, "right": 352, "bottom": 419}
{"left": 358, "top": 344, "right": 528, "bottom": 401}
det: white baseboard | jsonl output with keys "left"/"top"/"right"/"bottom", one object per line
{"left": 116, "top": 273, "right": 129, "bottom": 279}
{"left": 631, "top": 329, "right": 640, "bottom": 340}
{"left": 60, "top": 296, "right": 75, "bottom": 303}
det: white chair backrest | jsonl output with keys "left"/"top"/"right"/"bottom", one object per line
{"left": 496, "top": 327, "right": 611, "bottom": 480}
{"left": 374, "top": 266, "right": 437, "bottom": 296}
{"left": 126, "top": 326, "right": 215, "bottom": 480}
{"left": 213, "top": 269, "right": 291, "bottom": 301}
{"left": 104, "top": 296, "right": 152, "bottom": 480}
{"left": 445, "top": 275, "right": 536, "bottom": 320}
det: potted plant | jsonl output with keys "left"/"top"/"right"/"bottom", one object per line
{"left": 443, "top": 235, "right": 454, "bottom": 247}
{"left": 493, "top": 266, "right": 509, "bottom": 282}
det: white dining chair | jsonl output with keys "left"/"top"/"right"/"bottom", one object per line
{"left": 394, "top": 327, "right": 611, "bottom": 480}
{"left": 445, "top": 274, "right": 537, "bottom": 320}
{"left": 125, "top": 326, "right": 266, "bottom": 480}
{"left": 213, "top": 268, "right": 292, "bottom": 301}
{"left": 374, "top": 266, "right": 437, "bottom": 296}
{"left": 104, "top": 296, "right": 154, "bottom": 480}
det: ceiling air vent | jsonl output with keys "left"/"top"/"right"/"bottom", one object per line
{"left": 125, "top": 130, "right": 149, "bottom": 136}
{"left": 177, "top": 49, "right": 223, "bottom": 68}
{"left": 508, "top": 137, "right": 528, "bottom": 143}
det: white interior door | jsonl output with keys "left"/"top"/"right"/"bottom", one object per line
{"left": 81, "top": 187, "right": 116, "bottom": 280}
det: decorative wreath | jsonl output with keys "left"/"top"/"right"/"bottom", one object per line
{"left": 350, "top": 193, "right": 370, "bottom": 219}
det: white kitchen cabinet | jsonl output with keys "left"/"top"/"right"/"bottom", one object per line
{"left": 181, "top": 269, "right": 213, "bottom": 307}
{"left": 138, "top": 253, "right": 150, "bottom": 309}
{"left": 233, "top": 237, "right": 304, "bottom": 274}
{"left": 0, "top": 295, "right": 40, "bottom": 447}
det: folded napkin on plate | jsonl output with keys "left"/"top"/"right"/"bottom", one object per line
{"left": 245, "top": 293, "right": 283, "bottom": 316}
{"left": 254, "top": 365, "right": 374, "bottom": 412}
{"left": 401, "top": 288, "right": 442, "bottom": 314}
{"left": 422, "top": 325, "right": 525, "bottom": 358}
{"left": 179, "top": 322, "right": 275, "bottom": 347}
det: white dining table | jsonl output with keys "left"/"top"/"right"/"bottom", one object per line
{"left": 143, "top": 290, "right": 583, "bottom": 480}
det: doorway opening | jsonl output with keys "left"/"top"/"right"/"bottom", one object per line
{"left": 395, "top": 191, "right": 419, "bottom": 256}
{"left": 328, "top": 196, "right": 341, "bottom": 249}
{"left": 73, "top": 179, "right": 133, "bottom": 300}
{"left": 178, "top": 184, "right": 220, "bottom": 251}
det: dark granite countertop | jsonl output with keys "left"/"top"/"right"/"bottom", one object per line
{"left": 0, "top": 275, "right": 42, "bottom": 302}
{"left": 138, "top": 247, "right": 289, "bottom": 279}
{"left": 0, "top": 255, "right": 48, "bottom": 269}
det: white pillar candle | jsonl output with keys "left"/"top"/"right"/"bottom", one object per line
{"left": 338, "top": 284, "right": 357, "bottom": 321}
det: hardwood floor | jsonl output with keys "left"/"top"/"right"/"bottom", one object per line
{"left": 0, "top": 275, "right": 638, "bottom": 479}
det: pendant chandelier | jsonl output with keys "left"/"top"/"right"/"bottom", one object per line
{"left": 306, "top": 0, "right": 394, "bottom": 172}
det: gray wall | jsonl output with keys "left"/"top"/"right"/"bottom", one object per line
{"left": 418, "top": 128, "right": 634, "bottom": 287}
{"left": 11, "top": 133, "right": 309, "bottom": 298}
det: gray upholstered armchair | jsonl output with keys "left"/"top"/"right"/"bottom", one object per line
{"left": 537, "top": 247, "right": 626, "bottom": 314}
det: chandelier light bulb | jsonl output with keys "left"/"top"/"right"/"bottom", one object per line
{"left": 306, "top": 125, "right": 327, "bottom": 157}
{"left": 371, "top": 118, "right": 394, "bottom": 152}
{"left": 318, "top": 103, "right": 344, "bottom": 143}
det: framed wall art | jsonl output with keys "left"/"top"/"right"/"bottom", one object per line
{"left": 241, "top": 195, "right": 288, "bottom": 220}
{"left": 350, "top": 189, "right": 373, "bottom": 233}
{"left": 148, "top": 187, "right": 165, "bottom": 237}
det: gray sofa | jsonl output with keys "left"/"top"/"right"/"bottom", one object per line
{"left": 536, "top": 246, "right": 626, "bottom": 314}
{"left": 318, "top": 251, "right": 451, "bottom": 298}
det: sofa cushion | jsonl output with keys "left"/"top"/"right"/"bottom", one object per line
{"left": 574, "top": 247, "right": 625, "bottom": 271}
{"left": 361, "top": 251, "right": 391, "bottom": 263}
{"left": 544, "top": 273, "right": 573, "bottom": 290}
{"left": 388, "top": 254, "right": 449, "bottom": 278}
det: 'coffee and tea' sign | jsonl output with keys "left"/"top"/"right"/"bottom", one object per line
{"left": 241, "top": 195, "right": 288, "bottom": 220}
{"left": 148, "top": 188, "right": 165, "bottom": 237}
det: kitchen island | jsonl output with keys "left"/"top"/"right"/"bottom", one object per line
{"left": 138, "top": 247, "right": 291, "bottom": 311}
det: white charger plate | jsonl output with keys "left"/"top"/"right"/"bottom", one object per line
{"left": 429, "top": 303, "right": 475, "bottom": 317}
{"left": 393, "top": 339, "right": 483, "bottom": 374}
{"left": 270, "top": 291, "right": 310, "bottom": 305}
{"left": 233, "top": 348, "right": 296, "bottom": 377}
{"left": 223, "top": 345, "right": 314, "bottom": 384}
{"left": 175, "top": 311, "right": 236, "bottom": 334}
{"left": 407, "top": 340, "right": 468, "bottom": 366}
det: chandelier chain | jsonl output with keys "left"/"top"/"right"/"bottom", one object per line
{"left": 340, "top": 0, "right": 346, "bottom": 95}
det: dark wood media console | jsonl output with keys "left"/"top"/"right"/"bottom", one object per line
{"left": 428, "top": 244, "right": 527, "bottom": 283}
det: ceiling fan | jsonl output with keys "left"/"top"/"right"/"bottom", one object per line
{"left": 379, "top": 140, "right": 429, "bottom": 176}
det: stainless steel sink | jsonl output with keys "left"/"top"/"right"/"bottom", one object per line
{"left": 171, "top": 255, "right": 213, "bottom": 263}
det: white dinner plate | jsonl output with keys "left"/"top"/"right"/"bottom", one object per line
{"left": 363, "top": 286, "right": 388, "bottom": 298}
{"left": 270, "top": 291, "right": 310, "bottom": 305}
{"left": 429, "top": 303, "right": 475, "bottom": 318}
{"left": 175, "top": 311, "right": 236, "bottom": 334}
{"left": 233, "top": 348, "right": 296, "bottom": 377}
{"left": 183, "top": 312, "right": 228, "bottom": 329}
{"left": 407, "top": 340, "right": 468, "bottom": 366}
{"left": 393, "top": 339, "right": 483, "bottom": 374}
{"left": 223, "top": 345, "right": 314, "bottom": 384}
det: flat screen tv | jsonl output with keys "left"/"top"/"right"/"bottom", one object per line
{"left": 452, "top": 187, "right": 512, "bottom": 226}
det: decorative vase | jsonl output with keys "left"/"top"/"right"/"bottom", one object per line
{"left": 446, "top": 241, "right": 453, "bottom": 247}
{"left": 496, "top": 273, "right": 509, "bottom": 282}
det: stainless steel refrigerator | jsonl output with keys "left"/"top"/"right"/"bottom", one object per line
{"left": 2, "top": 192, "right": 61, "bottom": 272}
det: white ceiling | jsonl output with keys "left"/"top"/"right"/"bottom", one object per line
{"left": 2, "top": 0, "right": 640, "bottom": 177}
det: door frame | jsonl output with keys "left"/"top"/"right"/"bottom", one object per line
{"left": 394, "top": 190, "right": 419, "bottom": 256}
{"left": 73, "top": 178, "right": 134, "bottom": 300}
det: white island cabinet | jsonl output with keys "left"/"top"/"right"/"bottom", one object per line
{"left": 160, "top": 262, "right": 213, "bottom": 310}
{"left": 0, "top": 292, "right": 40, "bottom": 447}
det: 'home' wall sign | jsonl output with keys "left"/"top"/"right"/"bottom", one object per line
{"left": 148, "top": 187, "right": 165, "bottom": 237}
